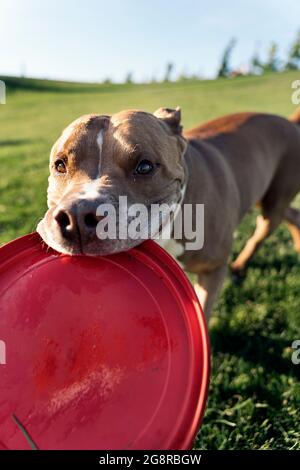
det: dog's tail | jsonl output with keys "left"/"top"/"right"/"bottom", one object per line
{"left": 290, "top": 107, "right": 300, "bottom": 125}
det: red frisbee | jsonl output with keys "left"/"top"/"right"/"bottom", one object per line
{"left": 0, "top": 233, "right": 209, "bottom": 450}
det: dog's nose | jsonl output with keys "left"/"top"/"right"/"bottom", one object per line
{"left": 83, "top": 212, "right": 100, "bottom": 228}
{"left": 54, "top": 207, "right": 78, "bottom": 239}
{"left": 54, "top": 204, "right": 103, "bottom": 241}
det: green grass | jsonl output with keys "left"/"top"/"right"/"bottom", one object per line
{"left": 1, "top": 72, "right": 300, "bottom": 449}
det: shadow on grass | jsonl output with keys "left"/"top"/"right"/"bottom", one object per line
{"left": 210, "top": 250, "right": 300, "bottom": 395}
{"left": 211, "top": 326, "right": 300, "bottom": 380}
{"left": 1, "top": 76, "right": 136, "bottom": 95}
{"left": 0, "top": 139, "right": 32, "bottom": 147}
{"left": 247, "top": 252, "right": 299, "bottom": 271}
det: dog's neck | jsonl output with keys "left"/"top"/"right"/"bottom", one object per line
{"left": 156, "top": 155, "right": 189, "bottom": 257}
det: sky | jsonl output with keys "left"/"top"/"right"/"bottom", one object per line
{"left": 1, "top": 0, "right": 300, "bottom": 83}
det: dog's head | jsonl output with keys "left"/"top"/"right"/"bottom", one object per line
{"left": 37, "top": 108, "right": 187, "bottom": 255}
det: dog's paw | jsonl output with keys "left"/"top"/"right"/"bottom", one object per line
{"left": 230, "top": 267, "right": 247, "bottom": 285}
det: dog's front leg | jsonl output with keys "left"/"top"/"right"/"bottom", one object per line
{"left": 194, "top": 265, "right": 227, "bottom": 322}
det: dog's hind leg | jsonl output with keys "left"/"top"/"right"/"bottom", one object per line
{"left": 284, "top": 207, "right": 300, "bottom": 253}
{"left": 230, "top": 212, "right": 282, "bottom": 276}
{"left": 194, "top": 265, "right": 228, "bottom": 322}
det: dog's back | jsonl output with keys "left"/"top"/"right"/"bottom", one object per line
{"left": 185, "top": 111, "right": 300, "bottom": 217}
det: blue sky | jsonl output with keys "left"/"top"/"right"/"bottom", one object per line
{"left": 1, "top": 0, "right": 300, "bottom": 82}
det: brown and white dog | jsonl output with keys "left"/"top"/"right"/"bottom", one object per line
{"left": 37, "top": 107, "right": 300, "bottom": 319}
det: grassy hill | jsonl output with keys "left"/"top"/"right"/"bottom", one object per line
{"left": 0, "top": 71, "right": 299, "bottom": 449}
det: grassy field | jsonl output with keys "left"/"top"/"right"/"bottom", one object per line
{"left": 0, "top": 72, "right": 299, "bottom": 449}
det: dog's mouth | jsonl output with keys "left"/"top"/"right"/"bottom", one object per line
{"left": 38, "top": 188, "right": 183, "bottom": 257}
{"left": 36, "top": 220, "right": 83, "bottom": 256}
{"left": 36, "top": 210, "right": 153, "bottom": 257}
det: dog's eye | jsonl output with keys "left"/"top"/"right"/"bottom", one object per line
{"left": 135, "top": 160, "right": 154, "bottom": 175}
{"left": 55, "top": 159, "right": 67, "bottom": 174}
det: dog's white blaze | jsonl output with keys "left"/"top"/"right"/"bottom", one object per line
{"left": 96, "top": 129, "right": 104, "bottom": 176}
{"left": 81, "top": 180, "right": 101, "bottom": 200}
{"left": 97, "top": 129, "right": 104, "bottom": 153}
{"left": 79, "top": 130, "right": 104, "bottom": 199}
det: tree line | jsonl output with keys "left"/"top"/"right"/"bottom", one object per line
{"left": 115, "top": 29, "right": 300, "bottom": 84}
{"left": 218, "top": 30, "right": 300, "bottom": 78}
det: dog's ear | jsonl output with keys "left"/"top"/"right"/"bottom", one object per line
{"left": 86, "top": 114, "right": 111, "bottom": 131}
{"left": 153, "top": 107, "right": 183, "bottom": 135}
{"left": 154, "top": 107, "right": 187, "bottom": 155}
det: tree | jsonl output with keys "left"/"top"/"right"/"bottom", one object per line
{"left": 250, "top": 51, "right": 263, "bottom": 75}
{"left": 217, "top": 38, "right": 237, "bottom": 78}
{"left": 286, "top": 30, "right": 300, "bottom": 70}
{"left": 264, "top": 42, "right": 280, "bottom": 72}
{"left": 164, "top": 62, "right": 174, "bottom": 82}
{"left": 125, "top": 72, "right": 133, "bottom": 84}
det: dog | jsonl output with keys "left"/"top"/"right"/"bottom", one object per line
{"left": 37, "top": 107, "right": 300, "bottom": 319}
